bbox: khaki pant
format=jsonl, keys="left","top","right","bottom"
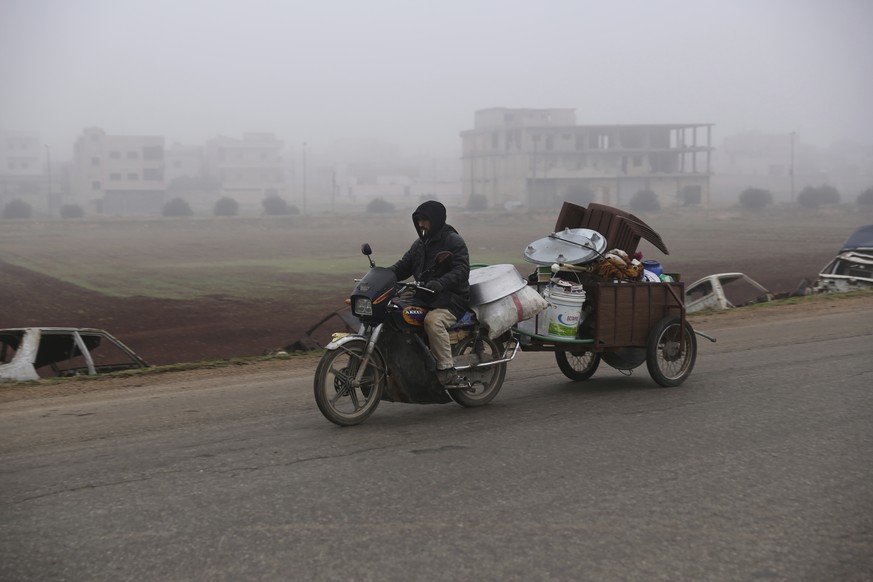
{"left": 424, "top": 308, "right": 458, "bottom": 370}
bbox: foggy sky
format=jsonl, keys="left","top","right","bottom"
{"left": 2, "top": 0, "right": 871, "bottom": 160}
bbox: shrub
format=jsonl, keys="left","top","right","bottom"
{"left": 738, "top": 187, "right": 773, "bottom": 210}
{"left": 366, "top": 198, "right": 395, "bottom": 213}
{"left": 466, "top": 194, "right": 488, "bottom": 211}
{"left": 857, "top": 187, "right": 873, "bottom": 207}
{"left": 629, "top": 189, "right": 660, "bottom": 212}
{"left": 214, "top": 196, "right": 239, "bottom": 217}
{"left": 59, "top": 204, "right": 85, "bottom": 219}
{"left": 162, "top": 197, "right": 193, "bottom": 217}
{"left": 262, "top": 196, "right": 290, "bottom": 215}
{"left": 2, "top": 198, "right": 33, "bottom": 219}
{"left": 797, "top": 184, "right": 840, "bottom": 208}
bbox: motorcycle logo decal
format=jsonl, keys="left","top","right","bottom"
{"left": 373, "top": 288, "right": 393, "bottom": 305}
{"left": 402, "top": 306, "right": 427, "bottom": 326}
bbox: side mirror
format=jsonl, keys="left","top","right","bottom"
{"left": 361, "top": 243, "right": 372, "bottom": 256}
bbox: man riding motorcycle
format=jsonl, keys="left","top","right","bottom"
{"left": 388, "top": 200, "right": 471, "bottom": 386}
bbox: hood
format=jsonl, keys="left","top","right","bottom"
{"left": 839, "top": 224, "right": 873, "bottom": 253}
{"left": 412, "top": 200, "right": 447, "bottom": 240}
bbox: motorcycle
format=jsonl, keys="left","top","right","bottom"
{"left": 313, "top": 244, "right": 519, "bottom": 426}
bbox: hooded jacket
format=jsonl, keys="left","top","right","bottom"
{"left": 388, "top": 200, "right": 470, "bottom": 317}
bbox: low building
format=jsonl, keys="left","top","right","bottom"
{"left": 72, "top": 127, "right": 166, "bottom": 215}
{"left": 460, "top": 107, "right": 713, "bottom": 209}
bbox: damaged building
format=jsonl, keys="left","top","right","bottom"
{"left": 460, "top": 107, "right": 713, "bottom": 210}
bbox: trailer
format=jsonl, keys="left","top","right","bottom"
{"left": 512, "top": 202, "right": 714, "bottom": 387}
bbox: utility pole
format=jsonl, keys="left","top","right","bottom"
{"left": 531, "top": 135, "right": 539, "bottom": 206}
{"left": 789, "top": 132, "right": 796, "bottom": 203}
{"left": 331, "top": 169, "right": 336, "bottom": 214}
{"left": 44, "top": 145, "right": 52, "bottom": 216}
{"left": 302, "top": 141, "right": 307, "bottom": 216}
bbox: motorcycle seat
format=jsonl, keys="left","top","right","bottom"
{"left": 448, "top": 311, "right": 477, "bottom": 330}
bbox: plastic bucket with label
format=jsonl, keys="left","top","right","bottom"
{"left": 543, "top": 286, "right": 586, "bottom": 338}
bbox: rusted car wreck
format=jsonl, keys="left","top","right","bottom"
{"left": 685, "top": 273, "right": 775, "bottom": 313}
{"left": 0, "top": 327, "right": 149, "bottom": 382}
{"left": 813, "top": 224, "right": 873, "bottom": 293}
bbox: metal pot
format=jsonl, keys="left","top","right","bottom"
{"left": 468, "top": 264, "right": 527, "bottom": 306}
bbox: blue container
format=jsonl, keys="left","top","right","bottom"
{"left": 642, "top": 260, "right": 662, "bottom": 276}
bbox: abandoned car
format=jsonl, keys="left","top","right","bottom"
{"left": 0, "top": 327, "right": 149, "bottom": 382}
{"left": 813, "top": 224, "right": 873, "bottom": 293}
{"left": 685, "top": 273, "right": 775, "bottom": 313}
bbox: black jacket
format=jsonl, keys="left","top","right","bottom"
{"left": 388, "top": 200, "right": 470, "bottom": 318}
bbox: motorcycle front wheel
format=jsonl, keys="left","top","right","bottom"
{"left": 313, "top": 340, "right": 387, "bottom": 426}
{"left": 448, "top": 335, "right": 506, "bottom": 407}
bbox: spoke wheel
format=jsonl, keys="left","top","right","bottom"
{"left": 314, "top": 340, "right": 386, "bottom": 426}
{"left": 646, "top": 316, "right": 697, "bottom": 387}
{"left": 448, "top": 335, "right": 506, "bottom": 407}
{"left": 555, "top": 350, "right": 601, "bottom": 381}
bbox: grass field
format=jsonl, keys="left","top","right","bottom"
{"left": 2, "top": 205, "right": 871, "bottom": 302}
{"left": 2, "top": 204, "right": 871, "bottom": 365}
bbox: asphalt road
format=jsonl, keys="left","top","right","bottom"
{"left": 1, "top": 308, "right": 872, "bottom": 581}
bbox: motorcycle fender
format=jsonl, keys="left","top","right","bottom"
{"left": 325, "top": 333, "right": 369, "bottom": 350}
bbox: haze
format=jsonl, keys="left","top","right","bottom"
{"left": 2, "top": 0, "right": 871, "bottom": 159}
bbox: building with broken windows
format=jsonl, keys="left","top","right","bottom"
{"left": 460, "top": 108, "right": 713, "bottom": 209}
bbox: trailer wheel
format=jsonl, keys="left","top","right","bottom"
{"left": 555, "top": 351, "right": 601, "bottom": 381}
{"left": 646, "top": 316, "right": 697, "bottom": 387}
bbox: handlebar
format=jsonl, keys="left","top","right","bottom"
{"left": 401, "top": 281, "right": 435, "bottom": 294}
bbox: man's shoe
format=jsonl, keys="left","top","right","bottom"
{"left": 437, "top": 367, "right": 464, "bottom": 386}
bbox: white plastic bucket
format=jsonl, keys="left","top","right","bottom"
{"left": 544, "top": 286, "right": 586, "bottom": 338}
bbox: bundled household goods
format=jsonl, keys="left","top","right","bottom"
{"left": 468, "top": 264, "right": 549, "bottom": 339}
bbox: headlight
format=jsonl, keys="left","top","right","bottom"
{"left": 353, "top": 297, "right": 373, "bottom": 316}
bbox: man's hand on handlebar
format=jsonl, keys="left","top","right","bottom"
{"left": 402, "top": 281, "right": 437, "bottom": 294}
{"left": 424, "top": 280, "right": 443, "bottom": 294}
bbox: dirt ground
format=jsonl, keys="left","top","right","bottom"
{"left": 2, "top": 289, "right": 870, "bottom": 405}
{"left": 0, "top": 260, "right": 321, "bottom": 365}
{"left": 1, "top": 207, "right": 864, "bottom": 367}
{"left": 0, "top": 253, "right": 836, "bottom": 367}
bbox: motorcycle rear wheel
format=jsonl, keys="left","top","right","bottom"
{"left": 448, "top": 335, "right": 506, "bottom": 407}
{"left": 314, "top": 340, "right": 386, "bottom": 426}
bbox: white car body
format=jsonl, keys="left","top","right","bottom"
{"left": 0, "top": 328, "right": 148, "bottom": 382}
{"left": 813, "top": 225, "right": 873, "bottom": 293}
{"left": 685, "top": 273, "right": 774, "bottom": 313}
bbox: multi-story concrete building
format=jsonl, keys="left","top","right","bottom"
{"left": 460, "top": 108, "right": 714, "bottom": 209}
{"left": 0, "top": 130, "right": 48, "bottom": 212}
{"left": 204, "top": 133, "right": 287, "bottom": 210}
{"left": 72, "top": 127, "right": 166, "bottom": 214}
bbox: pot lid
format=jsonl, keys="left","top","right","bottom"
{"left": 523, "top": 228, "right": 608, "bottom": 265}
